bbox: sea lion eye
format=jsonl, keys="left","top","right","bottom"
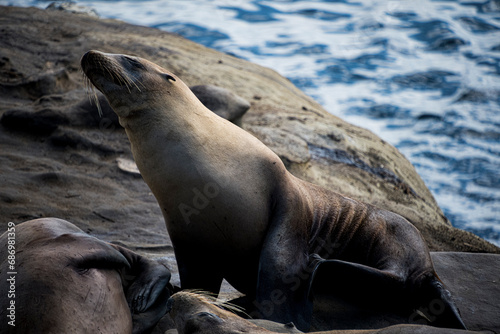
{"left": 123, "top": 56, "right": 146, "bottom": 70}
{"left": 194, "top": 312, "right": 223, "bottom": 323}
{"left": 164, "top": 74, "right": 176, "bottom": 82}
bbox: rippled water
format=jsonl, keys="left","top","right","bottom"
{"left": 6, "top": 0, "right": 500, "bottom": 246}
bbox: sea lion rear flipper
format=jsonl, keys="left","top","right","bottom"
{"left": 307, "top": 255, "right": 405, "bottom": 305}
{"left": 410, "top": 274, "right": 467, "bottom": 330}
{"left": 307, "top": 256, "right": 467, "bottom": 330}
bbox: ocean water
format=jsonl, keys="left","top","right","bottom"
{"left": 5, "top": 0, "right": 500, "bottom": 246}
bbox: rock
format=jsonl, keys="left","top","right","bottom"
{"left": 0, "top": 4, "right": 497, "bottom": 268}
{"left": 432, "top": 252, "right": 500, "bottom": 333}
{"left": 116, "top": 157, "right": 141, "bottom": 176}
{"left": 0, "top": 6, "right": 498, "bottom": 333}
{"left": 1, "top": 107, "right": 68, "bottom": 135}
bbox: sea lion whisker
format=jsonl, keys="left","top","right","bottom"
{"left": 218, "top": 301, "right": 252, "bottom": 318}
{"left": 136, "top": 79, "right": 147, "bottom": 91}
{"left": 110, "top": 66, "right": 127, "bottom": 85}
{"left": 99, "top": 59, "right": 125, "bottom": 88}
{"left": 120, "top": 73, "right": 135, "bottom": 93}
{"left": 93, "top": 90, "right": 103, "bottom": 117}
{"left": 87, "top": 85, "right": 103, "bottom": 117}
{"left": 81, "top": 71, "right": 103, "bottom": 117}
{"left": 131, "top": 79, "right": 143, "bottom": 92}
{"left": 104, "top": 66, "right": 122, "bottom": 86}
{"left": 180, "top": 290, "right": 251, "bottom": 318}
{"left": 116, "top": 72, "right": 132, "bottom": 92}
{"left": 117, "top": 69, "right": 142, "bottom": 93}
{"left": 183, "top": 289, "right": 217, "bottom": 300}
{"left": 112, "top": 68, "right": 137, "bottom": 93}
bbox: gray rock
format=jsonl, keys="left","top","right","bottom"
{"left": 432, "top": 252, "right": 500, "bottom": 333}
{"left": 0, "top": 9, "right": 498, "bottom": 334}
{"left": 0, "top": 5, "right": 497, "bottom": 253}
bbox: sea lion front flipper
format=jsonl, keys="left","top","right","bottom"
{"left": 255, "top": 218, "right": 313, "bottom": 332}
{"left": 125, "top": 261, "right": 171, "bottom": 312}
{"left": 110, "top": 244, "right": 172, "bottom": 313}
{"left": 131, "top": 286, "right": 172, "bottom": 334}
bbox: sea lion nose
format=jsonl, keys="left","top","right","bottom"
{"left": 81, "top": 50, "right": 106, "bottom": 70}
{"left": 81, "top": 51, "right": 91, "bottom": 69}
{"left": 166, "top": 297, "right": 174, "bottom": 313}
{"left": 81, "top": 50, "right": 97, "bottom": 63}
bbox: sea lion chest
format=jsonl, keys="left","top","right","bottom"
{"left": 129, "top": 119, "right": 280, "bottom": 256}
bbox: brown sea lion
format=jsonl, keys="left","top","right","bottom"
{"left": 190, "top": 84, "right": 250, "bottom": 126}
{"left": 0, "top": 218, "right": 172, "bottom": 334}
{"left": 166, "top": 291, "right": 471, "bottom": 334}
{"left": 76, "top": 84, "right": 249, "bottom": 128}
{"left": 81, "top": 50, "right": 466, "bottom": 331}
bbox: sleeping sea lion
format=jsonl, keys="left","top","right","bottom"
{"left": 0, "top": 218, "right": 171, "bottom": 334}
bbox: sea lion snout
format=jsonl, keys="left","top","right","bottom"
{"left": 81, "top": 50, "right": 131, "bottom": 89}
{"left": 80, "top": 50, "right": 106, "bottom": 75}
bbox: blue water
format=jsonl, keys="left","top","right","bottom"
{"left": 6, "top": 0, "right": 500, "bottom": 246}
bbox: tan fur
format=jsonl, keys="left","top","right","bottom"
{"left": 81, "top": 51, "right": 466, "bottom": 330}
{"left": 169, "top": 291, "right": 273, "bottom": 334}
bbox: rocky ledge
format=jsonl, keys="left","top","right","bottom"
{"left": 1, "top": 6, "right": 497, "bottom": 253}
{"left": 0, "top": 5, "right": 499, "bottom": 332}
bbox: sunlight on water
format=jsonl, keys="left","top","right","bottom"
{"left": 5, "top": 0, "right": 500, "bottom": 245}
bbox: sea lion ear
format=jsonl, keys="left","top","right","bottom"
{"left": 164, "top": 74, "right": 176, "bottom": 82}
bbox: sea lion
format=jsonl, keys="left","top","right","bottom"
{"left": 166, "top": 291, "right": 472, "bottom": 334}
{"left": 167, "top": 291, "right": 277, "bottom": 334}
{"left": 81, "top": 50, "right": 466, "bottom": 331}
{"left": 0, "top": 218, "right": 172, "bottom": 334}
{"left": 76, "top": 84, "right": 248, "bottom": 128}
{"left": 190, "top": 84, "right": 250, "bottom": 125}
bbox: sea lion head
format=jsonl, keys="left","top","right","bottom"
{"left": 167, "top": 291, "right": 273, "bottom": 334}
{"left": 81, "top": 50, "right": 199, "bottom": 126}
{"left": 0, "top": 218, "right": 133, "bottom": 333}
{"left": 167, "top": 291, "right": 223, "bottom": 334}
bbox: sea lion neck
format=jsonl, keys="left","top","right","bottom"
{"left": 120, "top": 99, "right": 215, "bottom": 144}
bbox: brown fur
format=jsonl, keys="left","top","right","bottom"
{"left": 81, "top": 51, "right": 465, "bottom": 331}
{"left": 0, "top": 218, "right": 171, "bottom": 334}
{"left": 167, "top": 291, "right": 471, "bottom": 334}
